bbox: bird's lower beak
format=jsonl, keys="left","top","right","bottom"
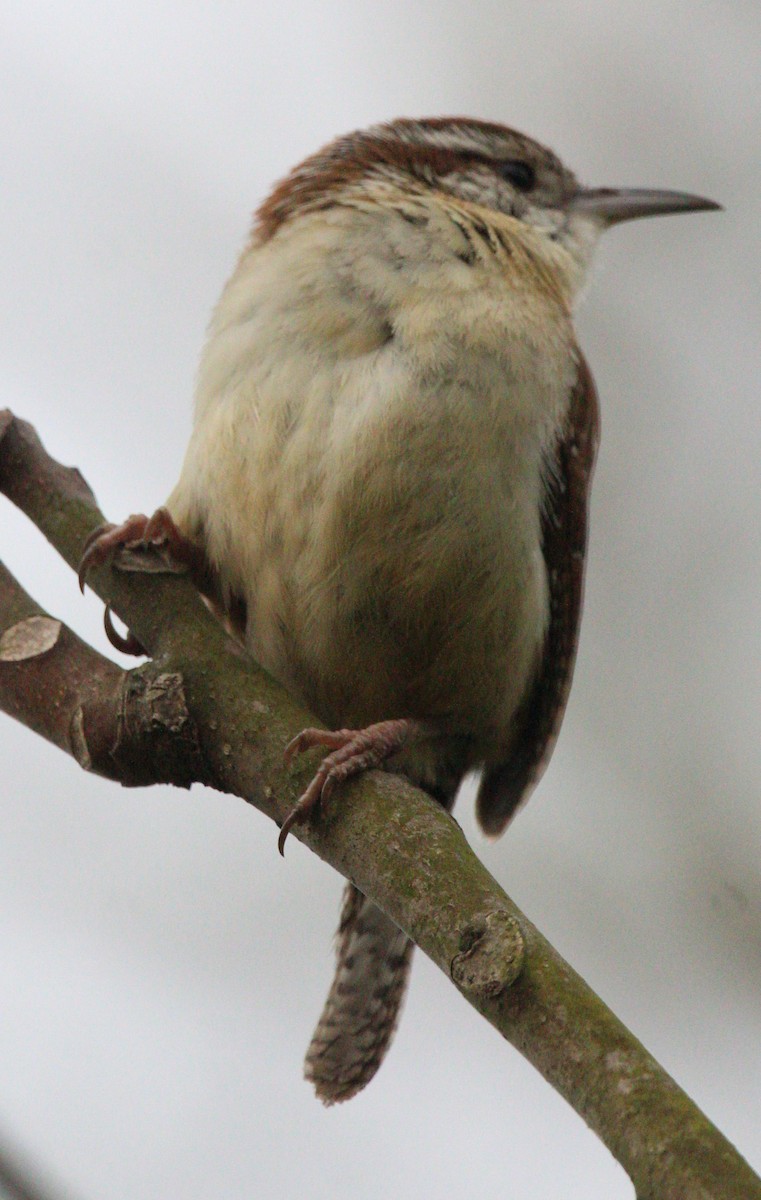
{"left": 569, "top": 187, "right": 722, "bottom": 225}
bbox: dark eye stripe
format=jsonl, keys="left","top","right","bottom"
{"left": 498, "top": 160, "right": 536, "bottom": 191}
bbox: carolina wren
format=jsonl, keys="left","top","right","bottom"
{"left": 81, "top": 117, "right": 719, "bottom": 1104}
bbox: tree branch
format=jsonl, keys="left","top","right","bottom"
{"left": 1, "top": 409, "right": 758, "bottom": 1200}
{"left": 0, "top": 1137, "right": 80, "bottom": 1200}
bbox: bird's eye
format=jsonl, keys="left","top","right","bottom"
{"left": 498, "top": 160, "right": 536, "bottom": 192}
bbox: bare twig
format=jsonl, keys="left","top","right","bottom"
{"left": 0, "top": 1137, "right": 80, "bottom": 1200}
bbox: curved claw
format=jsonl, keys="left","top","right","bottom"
{"left": 104, "top": 604, "right": 146, "bottom": 656}
{"left": 278, "top": 807, "right": 303, "bottom": 856}
{"left": 278, "top": 766, "right": 329, "bottom": 855}
{"left": 78, "top": 522, "right": 118, "bottom": 592}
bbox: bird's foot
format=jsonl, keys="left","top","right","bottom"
{"left": 78, "top": 507, "right": 199, "bottom": 655}
{"left": 279, "top": 718, "right": 422, "bottom": 854}
{"left": 78, "top": 507, "right": 196, "bottom": 590}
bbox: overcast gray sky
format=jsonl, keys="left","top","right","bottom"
{"left": 1, "top": 2, "right": 760, "bottom": 1196}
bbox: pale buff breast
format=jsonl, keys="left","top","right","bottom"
{"left": 168, "top": 197, "right": 579, "bottom": 758}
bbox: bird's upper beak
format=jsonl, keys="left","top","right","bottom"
{"left": 569, "top": 187, "right": 722, "bottom": 226}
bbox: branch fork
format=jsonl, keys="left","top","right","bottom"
{"left": 0, "top": 409, "right": 757, "bottom": 1200}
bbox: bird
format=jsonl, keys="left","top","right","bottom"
{"left": 79, "top": 116, "right": 719, "bottom": 1105}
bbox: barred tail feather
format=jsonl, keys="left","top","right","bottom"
{"left": 305, "top": 884, "right": 413, "bottom": 1105}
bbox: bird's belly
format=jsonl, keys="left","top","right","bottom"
{"left": 247, "top": 437, "right": 549, "bottom": 758}
{"left": 170, "top": 326, "right": 566, "bottom": 763}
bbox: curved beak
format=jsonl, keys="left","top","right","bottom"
{"left": 569, "top": 187, "right": 722, "bottom": 226}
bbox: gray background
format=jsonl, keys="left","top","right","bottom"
{"left": 1, "top": 2, "right": 759, "bottom": 1196}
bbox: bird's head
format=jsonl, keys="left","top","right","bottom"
{"left": 256, "top": 115, "right": 720, "bottom": 276}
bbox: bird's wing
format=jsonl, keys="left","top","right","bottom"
{"left": 476, "top": 350, "right": 600, "bottom": 836}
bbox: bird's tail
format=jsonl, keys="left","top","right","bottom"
{"left": 305, "top": 883, "right": 413, "bottom": 1104}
